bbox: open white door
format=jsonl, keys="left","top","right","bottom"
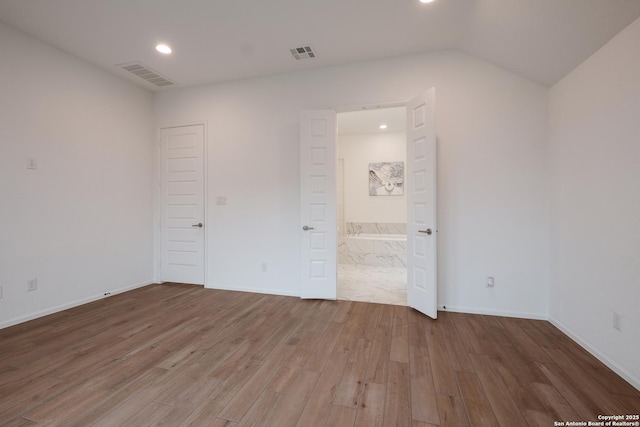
{"left": 299, "top": 110, "right": 337, "bottom": 299}
{"left": 160, "top": 124, "right": 205, "bottom": 285}
{"left": 406, "top": 89, "right": 437, "bottom": 318}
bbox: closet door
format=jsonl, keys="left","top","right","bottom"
{"left": 299, "top": 110, "right": 337, "bottom": 299}
{"left": 160, "top": 124, "right": 205, "bottom": 285}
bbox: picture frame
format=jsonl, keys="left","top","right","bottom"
{"left": 369, "top": 161, "right": 404, "bottom": 196}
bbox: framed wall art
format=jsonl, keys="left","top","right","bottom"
{"left": 369, "top": 161, "right": 404, "bottom": 196}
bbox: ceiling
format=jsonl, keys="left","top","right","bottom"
{"left": 339, "top": 107, "right": 406, "bottom": 136}
{"left": 1, "top": 0, "right": 639, "bottom": 91}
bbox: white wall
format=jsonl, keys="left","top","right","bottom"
{"left": 0, "top": 23, "right": 154, "bottom": 327}
{"left": 549, "top": 17, "right": 640, "bottom": 389}
{"left": 154, "top": 49, "right": 550, "bottom": 317}
{"left": 338, "top": 131, "right": 407, "bottom": 224}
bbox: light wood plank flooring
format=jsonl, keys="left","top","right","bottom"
{"left": 0, "top": 283, "right": 638, "bottom": 426}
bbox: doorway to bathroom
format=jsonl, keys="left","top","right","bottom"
{"left": 300, "top": 88, "right": 436, "bottom": 317}
{"left": 337, "top": 106, "right": 408, "bottom": 305}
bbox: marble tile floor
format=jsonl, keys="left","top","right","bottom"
{"left": 337, "top": 263, "right": 407, "bottom": 306}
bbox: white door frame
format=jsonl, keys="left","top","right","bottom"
{"left": 155, "top": 121, "right": 208, "bottom": 285}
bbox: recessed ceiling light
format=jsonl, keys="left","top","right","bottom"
{"left": 156, "top": 44, "right": 172, "bottom": 54}
{"left": 379, "top": 124, "right": 388, "bottom": 129}
{"left": 419, "top": 0, "right": 435, "bottom": 3}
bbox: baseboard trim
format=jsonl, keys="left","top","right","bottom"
{"left": 0, "top": 280, "right": 154, "bottom": 330}
{"left": 438, "top": 304, "right": 547, "bottom": 320}
{"left": 549, "top": 316, "right": 640, "bottom": 392}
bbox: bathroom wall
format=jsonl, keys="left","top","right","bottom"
{"left": 338, "top": 131, "right": 407, "bottom": 224}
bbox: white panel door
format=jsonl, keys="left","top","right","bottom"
{"left": 406, "top": 89, "right": 437, "bottom": 318}
{"left": 160, "top": 124, "right": 205, "bottom": 285}
{"left": 299, "top": 110, "right": 337, "bottom": 299}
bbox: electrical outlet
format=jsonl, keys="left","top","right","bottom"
{"left": 26, "top": 157, "right": 38, "bottom": 170}
{"left": 261, "top": 262, "right": 268, "bottom": 272}
{"left": 27, "top": 278, "right": 38, "bottom": 292}
{"left": 613, "top": 312, "right": 622, "bottom": 332}
{"left": 486, "top": 276, "right": 494, "bottom": 287}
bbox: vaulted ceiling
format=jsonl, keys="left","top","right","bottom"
{"left": 1, "top": 0, "right": 639, "bottom": 91}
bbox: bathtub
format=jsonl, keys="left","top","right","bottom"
{"left": 347, "top": 233, "right": 406, "bottom": 241}
{"left": 338, "top": 233, "right": 407, "bottom": 267}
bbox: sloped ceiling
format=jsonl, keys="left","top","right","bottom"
{"left": 1, "top": 0, "right": 639, "bottom": 91}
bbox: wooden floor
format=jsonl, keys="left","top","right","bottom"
{"left": 0, "top": 284, "right": 638, "bottom": 426}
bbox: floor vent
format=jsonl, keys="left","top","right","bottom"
{"left": 117, "top": 62, "right": 175, "bottom": 87}
{"left": 290, "top": 46, "right": 316, "bottom": 60}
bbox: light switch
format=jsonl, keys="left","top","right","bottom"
{"left": 216, "top": 196, "right": 227, "bottom": 206}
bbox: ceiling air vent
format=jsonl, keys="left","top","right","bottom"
{"left": 117, "top": 62, "right": 175, "bottom": 87}
{"left": 290, "top": 46, "right": 316, "bottom": 60}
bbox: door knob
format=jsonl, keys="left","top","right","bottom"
{"left": 418, "top": 228, "right": 432, "bottom": 235}
{"left": 302, "top": 225, "right": 315, "bottom": 231}
{"left": 192, "top": 223, "right": 203, "bottom": 228}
